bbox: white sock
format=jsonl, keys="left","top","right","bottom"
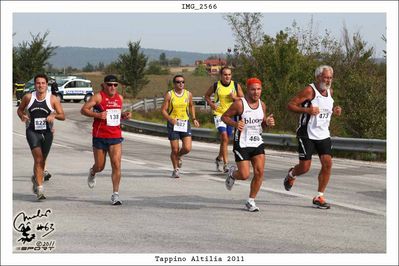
{"left": 248, "top": 198, "right": 255, "bottom": 203}
{"left": 113, "top": 191, "right": 119, "bottom": 195}
{"left": 289, "top": 169, "right": 296, "bottom": 178}
{"left": 318, "top": 192, "right": 324, "bottom": 197}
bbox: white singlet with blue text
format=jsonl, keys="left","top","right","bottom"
{"left": 235, "top": 97, "right": 264, "bottom": 148}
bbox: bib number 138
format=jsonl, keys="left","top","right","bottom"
{"left": 107, "top": 109, "right": 121, "bottom": 126}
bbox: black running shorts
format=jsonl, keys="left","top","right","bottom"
{"left": 297, "top": 137, "right": 332, "bottom": 160}
{"left": 26, "top": 128, "right": 54, "bottom": 159}
{"left": 233, "top": 143, "right": 265, "bottom": 162}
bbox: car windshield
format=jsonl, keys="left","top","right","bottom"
{"left": 56, "top": 78, "right": 69, "bottom": 86}
{"left": 25, "top": 79, "right": 34, "bottom": 87}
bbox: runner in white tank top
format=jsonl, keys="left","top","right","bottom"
{"left": 284, "top": 65, "right": 342, "bottom": 209}
{"left": 297, "top": 83, "right": 334, "bottom": 140}
{"left": 234, "top": 97, "right": 264, "bottom": 148}
{"left": 221, "top": 78, "right": 275, "bottom": 212}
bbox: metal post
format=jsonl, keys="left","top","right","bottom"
{"left": 144, "top": 98, "right": 148, "bottom": 112}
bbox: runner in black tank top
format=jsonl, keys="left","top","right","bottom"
{"left": 17, "top": 74, "right": 65, "bottom": 200}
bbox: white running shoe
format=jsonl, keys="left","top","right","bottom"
{"left": 225, "top": 165, "right": 236, "bottom": 191}
{"left": 223, "top": 164, "right": 229, "bottom": 173}
{"left": 87, "top": 168, "right": 96, "bottom": 188}
{"left": 245, "top": 200, "right": 260, "bottom": 212}
{"left": 171, "top": 168, "right": 180, "bottom": 178}
{"left": 111, "top": 192, "right": 122, "bottom": 205}
{"left": 36, "top": 186, "right": 46, "bottom": 200}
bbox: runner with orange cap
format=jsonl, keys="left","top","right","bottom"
{"left": 221, "top": 77, "right": 275, "bottom": 212}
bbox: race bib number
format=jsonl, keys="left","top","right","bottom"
{"left": 107, "top": 109, "right": 121, "bottom": 126}
{"left": 174, "top": 119, "right": 188, "bottom": 132}
{"left": 246, "top": 128, "right": 262, "bottom": 146}
{"left": 316, "top": 111, "right": 331, "bottom": 127}
{"left": 34, "top": 118, "right": 47, "bottom": 130}
{"left": 214, "top": 116, "right": 226, "bottom": 128}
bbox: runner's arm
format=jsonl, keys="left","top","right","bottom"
{"left": 204, "top": 84, "right": 217, "bottom": 110}
{"left": 49, "top": 95, "right": 65, "bottom": 121}
{"left": 16, "top": 94, "right": 31, "bottom": 122}
{"left": 80, "top": 93, "right": 105, "bottom": 119}
{"left": 160, "top": 91, "right": 175, "bottom": 124}
{"left": 287, "top": 86, "right": 319, "bottom": 115}
{"left": 221, "top": 99, "right": 244, "bottom": 131}
{"left": 189, "top": 92, "right": 200, "bottom": 127}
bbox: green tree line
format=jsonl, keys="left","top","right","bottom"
{"left": 225, "top": 13, "right": 386, "bottom": 139}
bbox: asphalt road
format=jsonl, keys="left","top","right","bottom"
{"left": 11, "top": 102, "right": 387, "bottom": 259}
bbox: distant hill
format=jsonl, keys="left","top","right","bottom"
{"left": 48, "top": 46, "right": 224, "bottom": 69}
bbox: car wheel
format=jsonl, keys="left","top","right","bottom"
{"left": 84, "top": 94, "right": 93, "bottom": 102}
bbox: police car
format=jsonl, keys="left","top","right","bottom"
{"left": 24, "top": 76, "right": 94, "bottom": 103}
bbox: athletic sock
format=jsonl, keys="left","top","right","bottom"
{"left": 288, "top": 169, "right": 296, "bottom": 178}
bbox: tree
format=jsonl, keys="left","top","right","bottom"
{"left": 97, "top": 61, "right": 105, "bottom": 71}
{"left": 332, "top": 27, "right": 385, "bottom": 139}
{"left": 146, "top": 61, "right": 170, "bottom": 75}
{"left": 82, "top": 62, "right": 94, "bottom": 72}
{"left": 193, "top": 64, "right": 208, "bottom": 76}
{"left": 251, "top": 31, "right": 313, "bottom": 132}
{"left": 104, "top": 62, "right": 119, "bottom": 75}
{"left": 116, "top": 41, "right": 149, "bottom": 98}
{"left": 169, "top": 57, "right": 181, "bottom": 67}
{"left": 159, "top": 52, "right": 168, "bottom": 66}
{"left": 224, "top": 13, "right": 264, "bottom": 55}
{"left": 13, "top": 31, "right": 58, "bottom": 83}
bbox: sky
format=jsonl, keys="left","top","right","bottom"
{"left": 12, "top": 12, "right": 386, "bottom": 57}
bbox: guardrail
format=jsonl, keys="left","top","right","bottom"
{"left": 130, "top": 97, "right": 210, "bottom": 112}
{"left": 122, "top": 119, "right": 386, "bottom": 153}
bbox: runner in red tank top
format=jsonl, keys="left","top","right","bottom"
{"left": 81, "top": 74, "right": 131, "bottom": 205}
{"left": 92, "top": 90, "right": 123, "bottom": 138}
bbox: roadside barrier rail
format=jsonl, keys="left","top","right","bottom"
{"left": 122, "top": 119, "right": 386, "bottom": 153}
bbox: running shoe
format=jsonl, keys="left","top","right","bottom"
{"left": 283, "top": 167, "right": 296, "bottom": 191}
{"left": 215, "top": 156, "right": 223, "bottom": 172}
{"left": 31, "top": 175, "right": 38, "bottom": 194}
{"left": 36, "top": 186, "right": 46, "bottom": 200}
{"left": 225, "top": 165, "right": 236, "bottom": 191}
{"left": 44, "top": 170, "right": 52, "bottom": 181}
{"left": 312, "top": 196, "right": 331, "bottom": 209}
{"left": 223, "top": 164, "right": 229, "bottom": 173}
{"left": 111, "top": 192, "right": 122, "bottom": 205}
{"left": 87, "top": 168, "right": 96, "bottom": 188}
{"left": 245, "top": 200, "right": 260, "bottom": 212}
{"left": 171, "top": 168, "right": 180, "bottom": 178}
{"left": 178, "top": 157, "right": 183, "bottom": 168}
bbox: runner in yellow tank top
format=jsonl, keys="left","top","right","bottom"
{"left": 168, "top": 89, "right": 190, "bottom": 121}
{"left": 205, "top": 67, "right": 244, "bottom": 173}
{"left": 161, "top": 75, "right": 200, "bottom": 178}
